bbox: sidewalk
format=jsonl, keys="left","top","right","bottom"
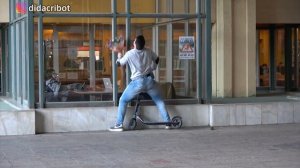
{"left": 0, "top": 124, "right": 299, "bottom": 168}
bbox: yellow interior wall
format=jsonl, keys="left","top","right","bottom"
{"left": 259, "top": 30, "right": 270, "bottom": 66}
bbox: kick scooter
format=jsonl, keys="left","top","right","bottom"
{"left": 128, "top": 93, "right": 183, "bottom": 130}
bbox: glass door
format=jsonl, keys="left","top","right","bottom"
{"left": 291, "top": 26, "right": 300, "bottom": 90}
{"left": 257, "top": 29, "right": 270, "bottom": 88}
{"left": 257, "top": 25, "right": 300, "bottom": 92}
{"left": 275, "top": 29, "right": 285, "bottom": 87}
{"left": 155, "top": 20, "right": 197, "bottom": 99}
{"left": 0, "top": 29, "right": 2, "bottom": 94}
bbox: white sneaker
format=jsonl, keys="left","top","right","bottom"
{"left": 108, "top": 124, "right": 123, "bottom": 132}
{"left": 165, "top": 125, "right": 171, "bottom": 130}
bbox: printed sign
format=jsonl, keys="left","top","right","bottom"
{"left": 179, "top": 36, "right": 195, "bottom": 59}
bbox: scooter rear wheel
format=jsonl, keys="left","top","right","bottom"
{"left": 128, "top": 118, "right": 137, "bottom": 130}
{"left": 171, "top": 116, "right": 182, "bottom": 129}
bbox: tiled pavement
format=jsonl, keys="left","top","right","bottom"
{"left": 0, "top": 124, "right": 299, "bottom": 168}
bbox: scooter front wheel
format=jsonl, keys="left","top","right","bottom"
{"left": 171, "top": 116, "right": 182, "bottom": 129}
{"left": 128, "top": 118, "right": 137, "bottom": 130}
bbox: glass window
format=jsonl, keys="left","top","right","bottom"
{"left": 0, "top": 30, "right": 2, "bottom": 93}
{"left": 38, "top": 17, "right": 115, "bottom": 102}
{"left": 116, "top": 19, "right": 126, "bottom": 91}
{"left": 258, "top": 30, "right": 270, "bottom": 87}
{"left": 275, "top": 29, "right": 285, "bottom": 87}
{"left": 131, "top": 0, "right": 156, "bottom": 13}
{"left": 172, "top": 21, "right": 196, "bottom": 98}
{"left": 10, "top": 0, "right": 15, "bottom": 21}
{"left": 173, "top": 0, "right": 196, "bottom": 14}
{"left": 298, "top": 27, "right": 300, "bottom": 88}
{"left": 34, "top": 19, "right": 39, "bottom": 102}
{"left": 130, "top": 18, "right": 197, "bottom": 99}
{"left": 131, "top": 0, "right": 196, "bottom": 14}
{"left": 117, "top": 0, "right": 125, "bottom": 13}
{"left": 158, "top": 25, "right": 167, "bottom": 83}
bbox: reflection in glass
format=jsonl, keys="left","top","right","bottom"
{"left": 173, "top": 21, "right": 196, "bottom": 98}
{"left": 275, "top": 29, "right": 285, "bottom": 87}
{"left": 131, "top": 0, "right": 196, "bottom": 14}
{"left": 39, "top": 18, "right": 114, "bottom": 102}
{"left": 258, "top": 30, "right": 270, "bottom": 87}
{"left": 130, "top": 18, "right": 197, "bottom": 99}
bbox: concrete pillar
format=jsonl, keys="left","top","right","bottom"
{"left": 212, "top": 0, "right": 256, "bottom": 97}
{"left": 232, "top": 0, "right": 256, "bottom": 97}
{"left": 215, "top": 0, "right": 232, "bottom": 97}
{"left": 0, "top": 0, "right": 9, "bottom": 23}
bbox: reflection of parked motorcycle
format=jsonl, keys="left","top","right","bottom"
{"left": 45, "top": 73, "right": 85, "bottom": 102}
{"left": 45, "top": 73, "right": 61, "bottom": 96}
{"left": 45, "top": 73, "right": 69, "bottom": 102}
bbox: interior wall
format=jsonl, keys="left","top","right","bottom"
{"left": 257, "top": 0, "right": 300, "bottom": 24}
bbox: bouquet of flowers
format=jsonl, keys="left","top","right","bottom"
{"left": 106, "top": 36, "right": 125, "bottom": 52}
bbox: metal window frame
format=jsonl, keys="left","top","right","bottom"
{"left": 30, "top": 0, "right": 211, "bottom": 108}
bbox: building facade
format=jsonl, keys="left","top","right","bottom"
{"left": 211, "top": 0, "right": 300, "bottom": 98}
{"left": 0, "top": 0, "right": 299, "bottom": 134}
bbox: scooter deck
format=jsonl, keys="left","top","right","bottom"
{"left": 140, "top": 121, "right": 172, "bottom": 125}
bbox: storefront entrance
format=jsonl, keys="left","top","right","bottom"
{"left": 257, "top": 25, "right": 300, "bottom": 92}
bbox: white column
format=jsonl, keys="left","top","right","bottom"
{"left": 213, "top": 0, "right": 232, "bottom": 97}
{"left": 0, "top": 0, "right": 9, "bottom": 23}
{"left": 232, "top": 0, "right": 256, "bottom": 97}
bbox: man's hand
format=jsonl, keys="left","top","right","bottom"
{"left": 117, "top": 52, "right": 123, "bottom": 59}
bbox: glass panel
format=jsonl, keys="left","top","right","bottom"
{"left": 173, "top": 21, "right": 196, "bottom": 98}
{"left": 258, "top": 30, "right": 270, "bottom": 87}
{"left": 22, "top": 20, "right": 28, "bottom": 100}
{"left": 275, "top": 29, "right": 285, "bottom": 87}
{"left": 16, "top": 22, "right": 21, "bottom": 98}
{"left": 116, "top": 19, "right": 126, "bottom": 91}
{"left": 41, "top": 0, "right": 111, "bottom": 13}
{"left": 131, "top": 0, "right": 195, "bottom": 14}
{"left": 117, "top": 0, "right": 125, "bottom": 13}
{"left": 131, "top": 19, "right": 154, "bottom": 48}
{"left": 157, "top": 0, "right": 168, "bottom": 13}
{"left": 10, "top": 0, "right": 15, "bottom": 21}
{"left": 130, "top": 18, "right": 197, "bottom": 99}
{"left": 158, "top": 25, "right": 167, "bottom": 83}
{"left": 34, "top": 18, "right": 38, "bottom": 102}
{"left": 173, "top": 0, "right": 196, "bottom": 14}
{"left": 291, "top": 27, "right": 300, "bottom": 89}
{"left": 39, "top": 17, "right": 114, "bottom": 102}
{"left": 0, "top": 30, "right": 2, "bottom": 93}
{"left": 131, "top": 0, "right": 156, "bottom": 13}
{"left": 4, "top": 29, "right": 9, "bottom": 94}
{"left": 298, "top": 27, "right": 300, "bottom": 88}
{"left": 10, "top": 25, "right": 16, "bottom": 98}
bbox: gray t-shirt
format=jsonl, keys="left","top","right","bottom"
{"left": 117, "top": 48, "right": 158, "bottom": 80}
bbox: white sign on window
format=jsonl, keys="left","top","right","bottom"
{"left": 179, "top": 36, "right": 195, "bottom": 59}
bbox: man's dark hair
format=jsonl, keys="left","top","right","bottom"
{"left": 135, "top": 35, "right": 145, "bottom": 50}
